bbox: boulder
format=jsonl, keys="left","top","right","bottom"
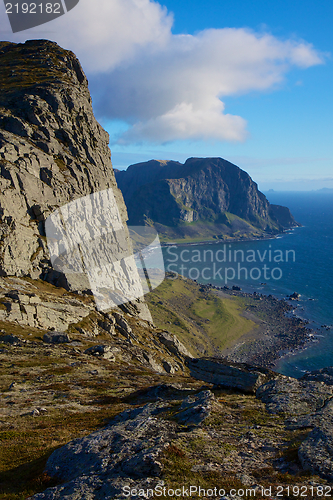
{"left": 84, "top": 345, "right": 117, "bottom": 361}
{"left": 187, "top": 357, "right": 273, "bottom": 393}
{"left": 156, "top": 331, "right": 193, "bottom": 359}
{"left": 43, "top": 331, "right": 71, "bottom": 344}
{"left": 31, "top": 402, "right": 173, "bottom": 499}
{"left": 0, "top": 333, "right": 22, "bottom": 344}
{"left": 288, "top": 292, "right": 300, "bottom": 300}
{"left": 256, "top": 376, "right": 333, "bottom": 415}
{"left": 298, "top": 399, "right": 333, "bottom": 480}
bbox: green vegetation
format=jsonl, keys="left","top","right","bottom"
{"left": 0, "top": 42, "right": 76, "bottom": 95}
{"left": 147, "top": 276, "right": 257, "bottom": 356}
{"left": 53, "top": 155, "right": 68, "bottom": 173}
{"left": 153, "top": 215, "right": 264, "bottom": 244}
{"left": 0, "top": 408, "right": 124, "bottom": 499}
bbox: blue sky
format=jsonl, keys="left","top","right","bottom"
{"left": 1, "top": 0, "right": 332, "bottom": 190}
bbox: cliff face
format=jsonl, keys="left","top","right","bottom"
{"left": 0, "top": 40, "right": 128, "bottom": 291}
{"left": 116, "top": 157, "right": 298, "bottom": 237}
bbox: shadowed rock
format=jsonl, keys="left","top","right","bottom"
{"left": 187, "top": 357, "right": 274, "bottom": 393}
{"left": 256, "top": 377, "right": 333, "bottom": 415}
{"left": 43, "top": 331, "right": 71, "bottom": 344}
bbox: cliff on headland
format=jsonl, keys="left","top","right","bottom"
{"left": 0, "top": 40, "right": 127, "bottom": 290}
{"left": 115, "top": 157, "right": 299, "bottom": 242}
{"left": 1, "top": 40, "right": 333, "bottom": 498}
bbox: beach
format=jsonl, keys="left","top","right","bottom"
{"left": 213, "top": 286, "right": 315, "bottom": 371}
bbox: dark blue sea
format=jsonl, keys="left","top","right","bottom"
{"left": 161, "top": 191, "right": 333, "bottom": 377}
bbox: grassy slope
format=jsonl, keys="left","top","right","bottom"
{"left": 154, "top": 217, "right": 265, "bottom": 244}
{"left": 146, "top": 276, "right": 257, "bottom": 356}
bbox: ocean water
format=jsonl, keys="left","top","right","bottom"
{"left": 161, "top": 191, "right": 333, "bottom": 377}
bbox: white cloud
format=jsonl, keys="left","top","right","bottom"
{"left": 0, "top": 0, "right": 325, "bottom": 144}
{"left": 119, "top": 101, "right": 248, "bottom": 144}
{"left": 0, "top": 0, "right": 173, "bottom": 71}
{"left": 90, "top": 27, "right": 324, "bottom": 144}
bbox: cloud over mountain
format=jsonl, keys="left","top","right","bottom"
{"left": 0, "top": 0, "right": 324, "bottom": 144}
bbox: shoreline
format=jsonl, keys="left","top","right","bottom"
{"left": 197, "top": 282, "right": 317, "bottom": 374}
{"left": 160, "top": 225, "right": 300, "bottom": 247}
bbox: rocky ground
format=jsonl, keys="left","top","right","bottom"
{"left": 1, "top": 277, "right": 333, "bottom": 499}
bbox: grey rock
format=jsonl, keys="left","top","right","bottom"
{"left": 31, "top": 476, "right": 163, "bottom": 500}
{"left": 298, "top": 399, "right": 333, "bottom": 479}
{"left": 289, "top": 292, "right": 301, "bottom": 300}
{"left": 84, "top": 345, "right": 116, "bottom": 361}
{"left": 0, "top": 40, "right": 152, "bottom": 323}
{"left": 188, "top": 357, "right": 273, "bottom": 393}
{"left": 0, "top": 333, "right": 21, "bottom": 344}
{"left": 43, "top": 332, "right": 71, "bottom": 344}
{"left": 98, "top": 319, "right": 116, "bottom": 335}
{"left": 119, "top": 298, "right": 153, "bottom": 323}
{"left": 162, "top": 360, "right": 176, "bottom": 374}
{"left": 113, "top": 312, "right": 137, "bottom": 341}
{"left": 113, "top": 312, "right": 132, "bottom": 332}
{"left": 301, "top": 366, "right": 333, "bottom": 385}
{"left": 175, "top": 390, "right": 215, "bottom": 426}
{"left": 256, "top": 376, "right": 333, "bottom": 415}
{"left": 31, "top": 402, "right": 172, "bottom": 499}
{"left": 141, "top": 352, "right": 164, "bottom": 373}
{"left": 0, "top": 289, "right": 93, "bottom": 331}
{"left": 0, "top": 41, "right": 126, "bottom": 286}
{"left": 157, "top": 331, "right": 193, "bottom": 359}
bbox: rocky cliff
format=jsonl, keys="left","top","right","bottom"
{"left": 115, "top": 157, "right": 299, "bottom": 241}
{"left": 0, "top": 39, "right": 134, "bottom": 296}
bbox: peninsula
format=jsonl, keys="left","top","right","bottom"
{"left": 115, "top": 157, "right": 299, "bottom": 243}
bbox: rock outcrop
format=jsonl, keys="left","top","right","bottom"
{"left": 115, "top": 157, "right": 299, "bottom": 239}
{"left": 256, "top": 376, "right": 333, "bottom": 416}
{"left": 187, "top": 357, "right": 274, "bottom": 393}
{"left": 0, "top": 276, "right": 191, "bottom": 376}
{"left": 0, "top": 39, "right": 153, "bottom": 317}
{"left": 31, "top": 391, "right": 216, "bottom": 499}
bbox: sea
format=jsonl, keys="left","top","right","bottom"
{"left": 161, "top": 191, "right": 333, "bottom": 378}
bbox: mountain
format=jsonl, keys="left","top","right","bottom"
{"left": 1, "top": 40, "right": 333, "bottom": 498}
{"left": 115, "top": 157, "right": 299, "bottom": 242}
{"left": 0, "top": 40, "right": 136, "bottom": 295}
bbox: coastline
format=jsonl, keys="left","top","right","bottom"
{"left": 158, "top": 223, "right": 316, "bottom": 374}
{"left": 160, "top": 225, "right": 300, "bottom": 247}
{"left": 204, "top": 284, "right": 316, "bottom": 374}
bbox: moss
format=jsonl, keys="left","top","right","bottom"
{"left": 53, "top": 155, "right": 68, "bottom": 172}
{"left": 30, "top": 246, "right": 43, "bottom": 262}
{"left": 0, "top": 42, "right": 79, "bottom": 96}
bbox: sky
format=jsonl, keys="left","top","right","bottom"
{"left": 0, "top": 0, "right": 332, "bottom": 190}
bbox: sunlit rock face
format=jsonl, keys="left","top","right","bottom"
{"left": 0, "top": 41, "right": 144, "bottom": 299}
{"left": 116, "top": 157, "right": 299, "bottom": 232}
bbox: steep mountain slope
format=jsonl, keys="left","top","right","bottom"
{"left": 0, "top": 40, "right": 128, "bottom": 291}
{"left": 115, "top": 157, "right": 299, "bottom": 242}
